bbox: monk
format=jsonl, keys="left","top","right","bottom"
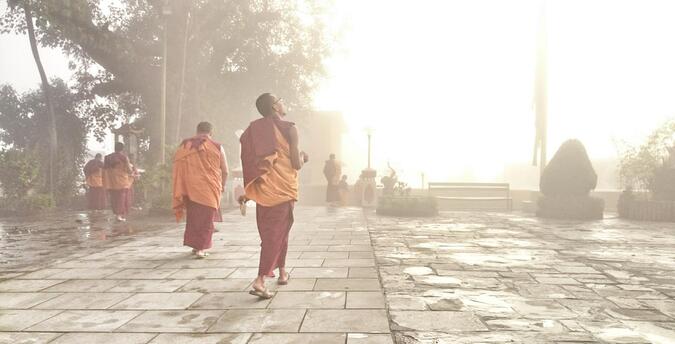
{"left": 173, "top": 122, "right": 228, "bottom": 258}
{"left": 323, "top": 153, "right": 341, "bottom": 204}
{"left": 240, "top": 93, "right": 308, "bottom": 298}
{"left": 103, "top": 142, "right": 133, "bottom": 222}
{"left": 83, "top": 153, "right": 106, "bottom": 210}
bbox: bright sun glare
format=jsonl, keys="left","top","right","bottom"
{"left": 314, "top": 0, "right": 675, "bottom": 188}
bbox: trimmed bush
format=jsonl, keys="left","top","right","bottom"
{"left": 376, "top": 196, "right": 438, "bottom": 217}
{"left": 540, "top": 139, "right": 597, "bottom": 196}
{"left": 538, "top": 139, "right": 604, "bottom": 220}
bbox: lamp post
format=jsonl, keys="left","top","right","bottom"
{"left": 361, "top": 127, "right": 377, "bottom": 207}
{"left": 160, "top": 1, "right": 171, "bottom": 165}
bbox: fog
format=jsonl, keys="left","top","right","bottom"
{"left": 3, "top": 0, "right": 675, "bottom": 189}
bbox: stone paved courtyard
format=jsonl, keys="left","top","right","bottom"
{"left": 1, "top": 206, "right": 675, "bottom": 343}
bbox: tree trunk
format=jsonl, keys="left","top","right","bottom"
{"left": 174, "top": 10, "right": 191, "bottom": 143}
{"left": 24, "top": 2, "right": 58, "bottom": 199}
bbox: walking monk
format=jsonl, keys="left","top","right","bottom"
{"left": 240, "top": 93, "right": 308, "bottom": 298}
{"left": 173, "top": 122, "right": 228, "bottom": 258}
{"left": 83, "top": 153, "right": 106, "bottom": 210}
{"left": 103, "top": 142, "right": 133, "bottom": 222}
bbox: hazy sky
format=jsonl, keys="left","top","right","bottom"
{"left": 2, "top": 0, "right": 675, "bottom": 186}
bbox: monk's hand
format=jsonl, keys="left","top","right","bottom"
{"left": 300, "top": 151, "right": 309, "bottom": 163}
{"left": 237, "top": 195, "right": 248, "bottom": 205}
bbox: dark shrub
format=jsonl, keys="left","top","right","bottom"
{"left": 540, "top": 139, "right": 597, "bottom": 197}
{"left": 376, "top": 196, "right": 438, "bottom": 217}
{"left": 651, "top": 167, "right": 675, "bottom": 201}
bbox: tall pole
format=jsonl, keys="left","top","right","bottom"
{"left": 367, "top": 133, "right": 371, "bottom": 169}
{"left": 533, "top": 0, "right": 548, "bottom": 176}
{"left": 160, "top": 2, "right": 170, "bottom": 164}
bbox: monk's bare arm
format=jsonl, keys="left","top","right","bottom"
{"left": 288, "top": 126, "right": 304, "bottom": 170}
{"left": 220, "top": 147, "right": 229, "bottom": 191}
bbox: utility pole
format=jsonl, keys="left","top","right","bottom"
{"left": 160, "top": 0, "right": 171, "bottom": 164}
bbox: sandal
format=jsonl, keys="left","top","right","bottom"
{"left": 249, "top": 287, "right": 274, "bottom": 299}
{"left": 195, "top": 251, "right": 209, "bottom": 259}
{"left": 278, "top": 272, "right": 290, "bottom": 285}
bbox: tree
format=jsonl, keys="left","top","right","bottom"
{"left": 1, "top": 0, "right": 334, "bottom": 162}
{"left": 0, "top": 80, "right": 88, "bottom": 204}
{"left": 8, "top": 0, "right": 59, "bottom": 198}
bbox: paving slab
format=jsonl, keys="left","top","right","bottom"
{"left": 27, "top": 310, "right": 141, "bottom": 332}
{"left": 300, "top": 309, "right": 390, "bottom": 333}
{"left": 207, "top": 309, "right": 305, "bottom": 332}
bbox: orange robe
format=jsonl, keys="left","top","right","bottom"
{"left": 83, "top": 159, "right": 105, "bottom": 210}
{"left": 173, "top": 135, "right": 225, "bottom": 250}
{"left": 240, "top": 115, "right": 298, "bottom": 277}
{"left": 103, "top": 152, "right": 132, "bottom": 215}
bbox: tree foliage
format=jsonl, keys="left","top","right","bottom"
{"left": 0, "top": 79, "right": 87, "bottom": 204}
{"left": 1, "top": 0, "right": 334, "bottom": 161}
{"left": 617, "top": 119, "right": 675, "bottom": 191}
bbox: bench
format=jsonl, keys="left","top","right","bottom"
{"left": 428, "top": 182, "right": 513, "bottom": 211}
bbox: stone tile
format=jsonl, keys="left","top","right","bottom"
{"left": 554, "top": 266, "right": 601, "bottom": 274}
{"left": 323, "top": 259, "right": 376, "bottom": 267}
{"left": 0, "top": 332, "right": 61, "bottom": 344}
{"left": 390, "top": 311, "right": 487, "bottom": 332}
{"left": 227, "top": 268, "right": 261, "bottom": 279}
{"left": 0, "top": 279, "right": 65, "bottom": 292}
{"left": 27, "top": 310, "right": 141, "bottom": 331}
{"left": 190, "top": 292, "right": 271, "bottom": 309}
{"left": 328, "top": 245, "right": 372, "bottom": 252}
{"left": 34, "top": 292, "right": 133, "bottom": 310}
{"left": 208, "top": 309, "right": 305, "bottom": 332}
{"left": 299, "top": 251, "right": 349, "bottom": 259}
{"left": 643, "top": 299, "right": 675, "bottom": 318}
{"left": 248, "top": 333, "right": 345, "bottom": 344}
{"left": 347, "top": 333, "right": 395, "bottom": 344}
{"left": 168, "top": 268, "right": 236, "bottom": 279}
{"left": 265, "top": 278, "right": 316, "bottom": 291}
{"left": 111, "top": 293, "right": 202, "bottom": 310}
{"left": 269, "top": 291, "right": 345, "bottom": 308}
{"left": 534, "top": 277, "right": 581, "bottom": 285}
{"left": 509, "top": 300, "right": 578, "bottom": 320}
{"left": 149, "top": 333, "right": 251, "bottom": 344}
{"left": 179, "top": 279, "right": 251, "bottom": 293}
{"left": 292, "top": 267, "right": 349, "bottom": 278}
{"left": 314, "top": 278, "right": 381, "bottom": 291}
{"left": 284, "top": 259, "right": 325, "bottom": 267}
{"left": 605, "top": 308, "right": 671, "bottom": 321}
{"left": 47, "top": 268, "right": 120, "bottom": 279}
{"left": 517, "top": 283, "right": 574, "bottom": 299}
{"left": 108, "top": 279, "right": 189, "bottom": 292}
{"left": 49, "top": 333, "right": 157, "bottom": 344}
{"left": 347, "top": 292, "right": 386, "bottom": 309}
{"left": 301, "top": 309, "right": 390, "bottom": 333}
{"left": 106, "top": 268, "right": 179, "bottom": 279}
{"left": 349, "top": 252, "right": 375, "bottom": 259}
{"left": 0, "top": 310, "right": 61, "bottom": 331}
{"left": 119, "top": 310, "right": 223, "bottom": 332}
{"left": 485, "top": 318, "right": 566, "bottom": 332}
{"left": 0, "top": 293, "right": 61, "bottom": 309}
{"left": 350, "top": 267, "right": 378, "bottom": 278}
{"left": 42, "top": 279, "right": 121, "bottom": 292}
{"left": 15, "top": 269, "right": 66, "bottom": 279}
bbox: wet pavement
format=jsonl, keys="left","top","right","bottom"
{"left": 368, "top": 211, "right": 675, "bottom": 343}
{"left": 1, "top": 207, "right": 675, "bottom": 343}
{"left": 0, "top": 211, "right": 174, "bottom": 270}
{"left": 0, "top": 207, "right": 390, "bottom": 344}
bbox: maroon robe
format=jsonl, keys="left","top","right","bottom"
{"left": 240, "top": 115, "right": 297, "bottom": 277}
